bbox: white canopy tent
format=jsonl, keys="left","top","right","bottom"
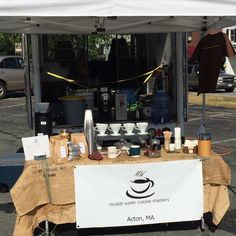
{"left": 0, "top": 0, "right": 236, "bottom": 17}
{"left": 0, "top": 2, "right": 235, "bottom": 231}
{"left": 0, "top": 15, "right": 235, "bottom": 34}
{"left": 0, "top": 0, "right": 235, "bottom": 34}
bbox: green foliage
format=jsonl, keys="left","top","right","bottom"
{"left": 87, "top": 34, "right": 113, "bottom": 60}
{"left": 0, "top": 33, "right": 22, "bottom": 55}
{"left": 47, "top": 34, "right": 114, "bottom": 60}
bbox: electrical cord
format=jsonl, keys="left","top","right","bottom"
{"left": 212, "top": 144, "right": 232, "bottom": 156}
{"left": 228, "top": 185, "right": 236, "bottom": 195}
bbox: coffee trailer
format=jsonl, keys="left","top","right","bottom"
{"left": 26, "top": 32, "right": 188, "bottom": 144}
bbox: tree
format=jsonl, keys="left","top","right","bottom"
{"left": 0, "top": 33, "right": 22, "bottom": 55}
{"left": 46, "top": 34, "right": 114, "bottom": 60}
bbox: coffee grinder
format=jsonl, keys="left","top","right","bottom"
{"left": 96, "top": 87, "right": 113, "bottom": 122}
{"left": 35, "top": 102, "right": 52, "bottom": 136}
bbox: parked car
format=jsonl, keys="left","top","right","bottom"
{"left": 188, "top": 64, "right": 236, "bottom": 92}
{"left": 0, "top": 55, "right": 25, "bottom": 99}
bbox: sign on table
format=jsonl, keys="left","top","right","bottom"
{"left": 74, "top": 159, "right": 203, "bottom": 228}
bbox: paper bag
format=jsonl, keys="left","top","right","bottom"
{"left": 49, "top": 132, "right": 88, "bottom": 162}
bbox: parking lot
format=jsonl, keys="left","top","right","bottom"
{"left": 0, "top": 93, "right": 236, "bottom": 235}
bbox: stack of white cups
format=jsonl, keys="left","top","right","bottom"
{"left": 174, "top": 127, "right": 182, "bottom": 150}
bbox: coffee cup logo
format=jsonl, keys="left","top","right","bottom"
{"left": 126, "top": 177, "right": 155, "bottom": 199}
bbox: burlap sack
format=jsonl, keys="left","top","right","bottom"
{"left": 49, "top": 132, "right": 88, "bottom": 163}
{"left": 11, "top": 158, "right": 80, "bottom": 216}
{"left": 204, "top": 184, "right": 230, "bottom": 225}
{"left": 13, "top": 203, "right": 75, "bottom": 236}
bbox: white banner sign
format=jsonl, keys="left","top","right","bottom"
{"left": 74, "top": 159, "right": 203, "bottom": 228}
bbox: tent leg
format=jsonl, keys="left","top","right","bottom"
{"left": 202, "top": 93, "right": 206, "bottom": 126}
{"left": 198, "top": 93, "right": 206, "bottom": 135}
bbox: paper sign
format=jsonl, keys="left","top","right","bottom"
{"left": 74, "top": 159, "right": 203, "bottom": 228}
{"left": 22, "top": 135, "right": 50, "bottom": 161}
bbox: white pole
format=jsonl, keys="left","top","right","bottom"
{"left": 198, "top": 93, "right": 206, "bottom": 135}
{"left": 176, "top": 32, "right": 185, "bottom": 133}
{"left": 202, "top": 93, "right": 206, "bottom": 125}
{"left": 197, "top": 31, "right": 207, "bottom": 135}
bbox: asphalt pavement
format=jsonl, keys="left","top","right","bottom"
{"left": 0, "top": 94, "right": 236, "bottom": 236}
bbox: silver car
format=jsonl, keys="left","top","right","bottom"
{"left": 0, "top": 55, "right": 25, "bottom": 99}
{"left": 188, "top": 64, "right": 235, "bottom": 92}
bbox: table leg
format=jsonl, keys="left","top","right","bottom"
{"left": 45, "top": 220, "right": 49, "bottom": 236}
{"left": 200, "top": 217, "right": 205, "bottom": 231}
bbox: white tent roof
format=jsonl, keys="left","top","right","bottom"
{"left": 0, "top": 0, "right": 236, "bottom": 33}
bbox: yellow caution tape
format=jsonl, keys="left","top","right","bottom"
{"left": 101, "top": 64, "right": 164, "bottom": 84}
{"left": 133, "top": 64, "right": 165, "bottom": 96}
{"left": 47, "top": 64, "right": 165, "bottom": 92}
{"left": 47, "top": 72, "right": 89, "bottom": 89}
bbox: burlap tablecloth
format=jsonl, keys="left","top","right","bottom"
{"left": 11, "top": 150, "right": 231, "bottom": 236}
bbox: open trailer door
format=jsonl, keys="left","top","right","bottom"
{"left": 26, "top": 31, "right": 188, "bottom": 142}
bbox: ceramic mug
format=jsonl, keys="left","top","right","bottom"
{"left": 127, "top": 145, "right": 140, "bottom": 157}
{"left": 121, "top": 123, "right": 135, "bottom": 134}
{"left": 108, "top": 123, "right": 122, "bottom": 135}
{"left": 94, "top": 123, "right": 108, "bottom": 135}
{"left": 135, "top": 122, "right": 148, "bottom": 134}
{"left": 107, "top": 146, "right": 121, "bottom": 159}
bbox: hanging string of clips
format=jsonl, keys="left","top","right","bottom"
{"left": 47, "top": 64, "right": 165, "bottom": 92}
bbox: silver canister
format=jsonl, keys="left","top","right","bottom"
{"left": 84, "top": 109, "right": 96, "bottom": 155}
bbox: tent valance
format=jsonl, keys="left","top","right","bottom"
{"left": 0, "top": 1, "right": 236, "bottom": 34}
{"left": 0, "top": 15, "right": 235, "bottom": 34}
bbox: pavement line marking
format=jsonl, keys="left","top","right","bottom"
{"left": 189, "top": 112, "right": 235, "bottom": 122}
{"left": 213, "top": 137, "right": 236, "bottom": 144}
{"left": 12, "top": 113, "right": 26, "bottom": 117}
{"left": 0, "top": 103, "right": 25, "bottom": 109}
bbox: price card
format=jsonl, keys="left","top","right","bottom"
{"left": 22, "top": 135, "right": 50, "bottom": 161}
